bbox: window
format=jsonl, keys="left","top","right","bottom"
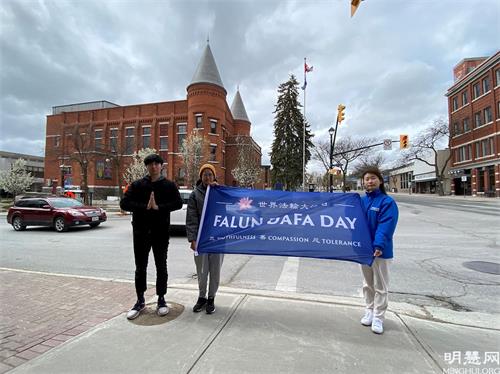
{"left": 475, "top": 141, "right": 481, "bottom": 158}
{"left": 195, "top": 114, "right": 203, "bottom": 128}
{"left": 96, "top": 160, "right": 112, "bottom": 179}
{"left": 484, "top": 107, "right": 492, "bottom": 124}
{"left": 159, "top": 122, "right": 168, "bottom": 151}
{"left": 481, "top": 137, "right": 494, "bottom": 157}
{"left": 456, "top": 145, "right": 472, "bottom": 162}
{"left": 482, "top": 77, "right": 490, "bottom": 93}
{"left": 210, "top": 144, "right": 217, "bottom": 161}
{"left": 463, "top": 118, "right": 470, "bottom": 132}
{"left": 473, "top": 82, "right": 481, "bottom": 99}
{"left": 142, "top": 126, "right": 151, "bottom": 148}
{"left": 496, "top": 69, "right": 500, "bottom": 87}
{"left": 399, "top": 172, "right": 411, "bottom": 189}
{"left": 177, "top": 123, "right": 187, "bottom": 152}
{"left": 94, "top": 129, "right": 103, "bottom": 151}
{"left": 474, "top": 112, "right": 482, "bottom": 128}
{"left": 453, "top": 122, "right": 460, "bottom": 136}
{"left": 461, "top": 91, "right": 468, "bottom": 106}
{"left": 54, "top": 136, "right": 60, "bottom": 147}
{"left": 498, "top": 101, "right": 500, "bottom": 119}
{"left": 452, "top": 97, "right": 458, "bottom": 111}
{"left": 110, "top": 128, "right": 118, "bottom": 152}
{"left": 125, "top": 127, "right": 135, "bottom": 155}
{"left": 210, "top": 119, "right": 217, "bottom": 134}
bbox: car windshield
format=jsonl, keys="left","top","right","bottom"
{"left": 50, "top": 198, "right": 84, "bottom": 208}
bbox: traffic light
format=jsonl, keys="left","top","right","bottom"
{"left": 400, "top": 135, "right": 409, "bottom": 149}
{"left": 337, "top": 104, "right": 346, "bottom": 124}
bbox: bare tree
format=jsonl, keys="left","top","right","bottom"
{"left": 180, "top": 131, "right": 208, "bottom": 188}
{"left": 100, "top": 140, "right": 126, "bottom": 199}
{"left": 313, "top": 136, "right": 376, "bottom": 192}
{"left": 64, "top": 124, "right": 95, "bottom": 204}
{"left": 401, "top": 119, "right": 451, "bottom": 196}
{"left": 351, "top": 153, "right": 386, "bottom": 178}
{"left": 231, "top": 135, "right": 261, "bottom": 188}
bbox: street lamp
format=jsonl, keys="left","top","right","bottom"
{"left": 328, "top": 127, "right": 335, "bottom": 193}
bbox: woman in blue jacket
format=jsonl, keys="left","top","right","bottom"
{"left": 360, "top": 167, "right": 399, "bottom": 334}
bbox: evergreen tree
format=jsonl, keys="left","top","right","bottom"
{"left": 270, "top": 74, "right": 313, "bottom": 190}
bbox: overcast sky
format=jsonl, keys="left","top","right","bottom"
{"left": 1, "top": 0, "right": 498, "bottom": 170}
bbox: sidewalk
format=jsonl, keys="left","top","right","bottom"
{"left": 389, "top": 191, "right": 499, "bottom": 202}
{"left": 2, "top": 269, "right": 499, "bottom": 374}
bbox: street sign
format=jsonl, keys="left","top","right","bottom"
{"left": 383, "top": 139, "right": 392, "bottom": 150}
{"left": 461, "top": 176, "right": 467, "bottom": 182}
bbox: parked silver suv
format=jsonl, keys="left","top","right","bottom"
{"left": 170, "top": 189, "right": 192, "bottom": 228}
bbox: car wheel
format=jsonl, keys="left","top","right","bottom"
{"left": 89, "top": 222, "right": 100, "bottom": 228}
{"left": 12, "top": 216, "right": 26, "bottom": 231}
{"left": 54, "top": 217, "right": 68, "bottom": 232}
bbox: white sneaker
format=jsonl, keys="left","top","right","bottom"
{"left": 157, "top": 298, "right": 169, "bottom": 316}
{"left": 360, "top": 310, "right": 373, "bottom": 326}
{"left": 126, "top": 301, "right": 145, "bottom": 320}
{"left": 371, "top": 317, "right": 384, "bottom": 334}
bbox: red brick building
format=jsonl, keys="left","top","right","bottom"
{"left": 44, "top": 44, "right": 263, "bottom": 196}
{"left": 446, "top": 51, "right": 500, "bottom": 197}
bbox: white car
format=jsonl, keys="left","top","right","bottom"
{"left": 170, "top": 189, "right": 192, "bottom": 228}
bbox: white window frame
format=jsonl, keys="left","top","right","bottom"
{"left": 177, "top": 122, "right": 187, "bottom": 152}
{"left": 210, "top": 143, "right": 217, "bottom": 161}
{"left": 95, "top": 129, "right": 103, "bottom": 151}
{"left": 110, "top": 128, "right": 118, "bottom": 152}
{"left": 209, "top": 119, "right": 217, "bottom": 134}
{"left": 125, "top": 126, "right": 135, "bottom": 155}
{"left": 195, "top": 114, "right": 203, "bottom": 129}
{"left": 142, "top": 125, "right": 151, "bottom": 149}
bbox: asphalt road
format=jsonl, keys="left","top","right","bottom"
{"left": 1, "top": 195, "right": 499, "bottom": 316}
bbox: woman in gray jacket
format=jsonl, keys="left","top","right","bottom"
{"left": 186, "top": 164, "right": 223, "bottom": 314}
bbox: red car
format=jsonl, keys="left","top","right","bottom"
{"left": 7, "top": 197, "right": 107, "bottom": 232}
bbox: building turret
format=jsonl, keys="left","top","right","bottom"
{"left": 186, "top": 43, "right": 228, "bottom": 182}
{"left": 230, "top": 89, "right": 251, "bottom": 136}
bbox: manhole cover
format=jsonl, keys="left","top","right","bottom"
{"left": 463, "top": 261, "right": 500, "bottom": 275}
{"left": 129, "top": 301, "right": 185, "bottom": 326}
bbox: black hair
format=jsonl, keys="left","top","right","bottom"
{"left": 143, "top": 154, "right": 163, "bottom": 166}
{"left": 362, "top": 167, "right": 387, "bottom": 195}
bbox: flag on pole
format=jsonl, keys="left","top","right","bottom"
{"left": 302, "top": 60, "right": 313, "bottom": 90}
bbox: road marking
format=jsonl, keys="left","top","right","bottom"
{"left": 0, "top": 267, "right": 132, "bottom": 283}
{"left": 275, "top": 257, "right": 299, "bottom": 292}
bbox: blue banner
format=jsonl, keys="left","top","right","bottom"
{"left": 197, "top": 186, "right": 374, "bottom": 266}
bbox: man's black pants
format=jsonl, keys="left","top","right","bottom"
{"left": 133, "top": 229, "right": 169, "bottom": 297}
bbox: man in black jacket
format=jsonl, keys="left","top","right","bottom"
{"left": 120, "top": 154, "right": 183, "bottom": 320}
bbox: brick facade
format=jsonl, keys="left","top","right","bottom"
{"left": 44, "top": 46, "right": 263, "bottom": 196}
{"left": 446, "top": 51, "right": 500, "bottom": 197}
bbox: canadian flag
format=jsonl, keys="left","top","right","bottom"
{"left": 304, "top": 63, "right": 313, "bottom": 73}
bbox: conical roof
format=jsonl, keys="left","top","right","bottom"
{"left": 230, "top": 90, "right": 250, "bottom": 122}
{"left": 189, "top": 44, "right": 224, "bottom": 89}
